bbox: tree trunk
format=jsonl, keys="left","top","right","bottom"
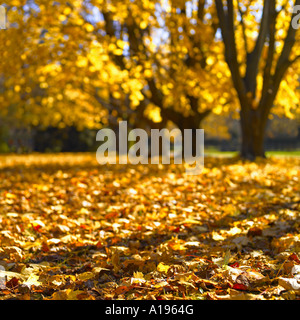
{"left": 181, "top": 127, "right": 199, "bottom": 158}
{"left": 240, "top": 108, "right": 267, "bottom": 160}
{"left": 178, "top": 117, "right": 204, "bottom": 159}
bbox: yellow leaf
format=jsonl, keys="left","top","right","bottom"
{"left": 63, "top": 7, "right": 72, "bottom": 15}
{"left": 113, "top": 48, "right": 123, "bottom": 56}
{"left": 144, "top": 69, "right": 152, "bottom": 78}
{"left": 5, "top": 192, "right": 16, "bottom": 199}
{"left": 77, "top": 272, "right": 95, "bottom": 281}
{"left": 14, "top": 85, "right": 21, "bottom": 93}
{"left": 59, "top": 14, "right": 66, "bottom": 21}
{"left": 168, "top": 239, "right": 186, "bottom": 251}
{"left": 111, "top": 250, "right": 121, "bottom": 272}
{"left": 117, "top": 39, "right": 126, "bottom": 49}
{"left": 47, "top": 289, "right": 85, "bottom": 300}
{"left": 212, "top": 231, "right": 225, "bottom": 241}
{"left": 226, "top": 226, "right": 242, "bottom": 236}
{"left": 85, "top": 24, "right": 94, "bottom": 32}
{"left": 108, "top": 43, "right": 116, "bottom": 51}
{"left": 23, "top": 274, "right": 42, "bottom": 288}
{"left": 133, "top": 271, "right": 144, "bottom": 280}
{"left": 157, "top": 262, "right": 170, "bottom": 273}
{"left": 66, "top": 289, "right": 85, "bottom": 300}
{"left": 140, "top": 21, "right": 148, "bottom": 29}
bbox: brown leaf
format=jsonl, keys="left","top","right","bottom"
{"left": 6, "top": 277, "right": 19, "bottom": 289}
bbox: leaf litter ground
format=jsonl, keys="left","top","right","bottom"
{"left": 0, "top": 154, "right": 299, "bottom": 300}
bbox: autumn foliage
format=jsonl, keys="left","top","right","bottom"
{"left": 0, "top": 154, "right": 299, "bottom": 300}
{"left": 0, "top": 1, "right": 299, "bottom": 158}
{"left": 0, "top": 0, "right": 300, "bottom": 302}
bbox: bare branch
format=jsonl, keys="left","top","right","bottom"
{"left": 197, "top": 0, "right": 206, "bottom": 21}
{"left": 244, "top": 0, "right": 270, "bottom": 95}
{"left": 237, "top": 2, "right": 248, "bottom": 54}
{"left": 261, "top": 0, "right": 276, "bottom": 102}
{"left": 215, "top": 0, "right": 246, "bottom": 99}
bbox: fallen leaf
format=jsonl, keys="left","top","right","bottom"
{"left": 77, "top": 272, "right": 95, "bottom": 281}
{"left": 6, "top": 277, "right": 19, "bottom": 289}
{"left": 278, "top": 277, "right": 300, "bottom": 292}
{"left": 23, "top": 274, "right": 42, "bottom": 288}
{"left": 157, "top": 262, "right": 170, "bottom": 274}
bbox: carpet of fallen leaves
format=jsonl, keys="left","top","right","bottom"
{"left": 0, "top": 153, "right": 299, "bottom": 300}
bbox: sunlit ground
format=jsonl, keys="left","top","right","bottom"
{"left": 0, "top": 154, "right": 299, "bottom": 300}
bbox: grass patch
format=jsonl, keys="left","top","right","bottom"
{"left": 204, "top": 149, "right": 300, "bottom": 158}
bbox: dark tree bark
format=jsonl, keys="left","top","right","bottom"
{"left": 240, "top": 108, "right": 267, "bottom": 160}
{"left": 215, "top": 0, "right": 300, "bottom": 160}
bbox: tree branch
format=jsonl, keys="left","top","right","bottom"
{"left": 244, "top": 0, "right": 270, "bottom": 95}
{"left": 215, "top": 0, "right": 246, "bottom": 101}
{"left": 260, "top": 0, "right": 276, "bottom": 102}
{"left": 102, "top": 1, "right": 126, "bottom": 70}
{"left": 197, "top": 0, "right": 205, "bottom": 21}
{"left": 237, "top": 2, "right": 249, "bottom": 54}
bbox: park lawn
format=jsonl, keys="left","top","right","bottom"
{"left": 0, "top": 154, "right": 299, "bottom": 300}
{"left": 204, "top": 150, "right": 300, "bottom": 158}
{"left": 266, "top": 150, "right": 300, "bottom": 157}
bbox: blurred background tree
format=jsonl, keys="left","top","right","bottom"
{"left": 0, "top": 0, "right": 299, "bottom": 156}
{"left": 215, "top": 0, "right": 300, "bottom": 159}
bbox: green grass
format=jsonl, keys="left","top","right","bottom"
{"left": 204, "top": 150, "right": 237, "bottom": 157}
{"left": 204, "top": 149, "right": 300, "bottom": 158}
{"left": 266, "top": 150, "right": 300, "bottom": 157}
